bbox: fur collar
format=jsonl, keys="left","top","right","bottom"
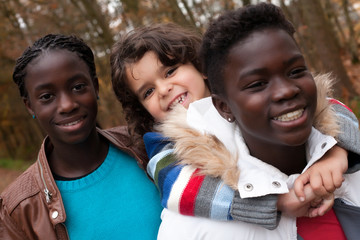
{"left": 156, "top": 74, "right": 340, "bottom": 189}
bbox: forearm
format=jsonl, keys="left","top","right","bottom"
{"left": 145, "top": 131, "right": 280, "bottom": 229}
{"left": 231, "top": 191, "right": 280, "bottom": 230}
{"left": 189, "top": 174, "right": 280, "bottom": 229}
{"left": 148, "top": 151, "right": 279, "bottom": 229}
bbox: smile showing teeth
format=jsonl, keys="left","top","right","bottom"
{"left": 169, "top": 93, "right": 187, "bottom": 109}
{"left": 273, "top": 109, "right": 304, "bottom": 122}
{"left": 62, "top": 119, "right": 82, "bottom": 126}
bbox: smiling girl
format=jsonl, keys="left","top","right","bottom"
{"left": 110, "top": 22, "right": 360, "bottom": 235}
{"left": 153, "top": 3, "right": 360, "bottom": 239}
{"left": 1, "top": 34, "right": 162, "bottom": 240}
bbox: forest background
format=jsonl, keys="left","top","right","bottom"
{"left": 0, "top": 0, "right": 360, "bottom": 178}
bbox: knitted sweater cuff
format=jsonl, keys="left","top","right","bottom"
{"left": 230, "top": 191, "right": 280, "bottom": 230}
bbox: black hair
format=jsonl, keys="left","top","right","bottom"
{"left": 200, "top": 2, "right": 295, "bottom": 96}
{"left": 13, "top": 34, "right": 97, "bottom": 98}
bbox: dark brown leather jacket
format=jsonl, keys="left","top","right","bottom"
{"left": 0, "top": 127, "right": 148, "bottom": 240}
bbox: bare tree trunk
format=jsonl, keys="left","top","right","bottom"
{"left": 71, "top": 0, "right": 114, "bottom": 50}
{"left": 0, "top": 0, "right": 32, "bottom": 45}
{"left": 323, "top": 0, "right": 347, "bottom": 50}
{"left": 299, "top": 0, "right": 357, "bottom": 98}
{"left": 180, "top": 0, "right": 198, "bottom": 29}
{"left": 120, "top": 0, "right": 142, "bottom": 27}
{"left": 342, "top": 0, "right": 359, "bottom": 64}
{"left": 285, "top": 0, "right": 319, "bottom": 73}
{"left": 167, "top": 0, "right": 196, "bottom": 28}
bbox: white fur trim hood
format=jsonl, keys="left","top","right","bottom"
{"left": 156, "top": 73, "right": 340, "bottom": 189}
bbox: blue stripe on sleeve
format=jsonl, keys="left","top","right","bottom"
{"left": 144, "top": 132, "right": 171, "bottom": 158}
{"left": 210, "top": 184, "right": 235, "bottom": 220}
{"left": 158, "top": 163, "right": 183, "bottom": 208}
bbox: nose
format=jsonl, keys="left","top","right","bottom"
{"left": 271, "top": 77, "right": 300, "bottom": 102}
{"left": 157, "top": 80, "right": 173, "bottom": 98}
{"left": 58, "top": 93, "right": 78, "bottom": 114}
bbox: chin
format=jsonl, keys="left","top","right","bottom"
{"left": 285, "top": 133, "right": 311, "bottom": 146}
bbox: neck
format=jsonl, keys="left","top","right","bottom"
{"left": 244, "top": 138, "right": 307, "bottom": 175}
{"left": 48, "top": 128, "right": 109, "bottom": 178}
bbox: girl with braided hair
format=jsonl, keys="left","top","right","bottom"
{"left": 1, "top": 34, "right": 162, "bottom": 240}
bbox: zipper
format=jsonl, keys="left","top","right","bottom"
{"left": 38, "top": 158, "right": 52, "bottom": 203}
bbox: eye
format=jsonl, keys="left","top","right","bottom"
{"left": 245, "top": 80, "right": 267, "bottom": 90}
{"left": 39, "top": 93, "right": 54, "bottom": 102}
{"left": 165, "top": 66, "right": 178, "bottom": 78}
{"left": 289, "top": 67, "right": 307, "bottom": 78}
{"left": 73, "top": 83, "right": 86, "bottom": 92}
{"left": 143, "top": 87, "right": 154, "bottom": 99}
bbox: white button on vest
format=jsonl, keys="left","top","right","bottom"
{"left": 51, "top": 210, "right": 59, "bottom": 219}
{"left": 244, "top": 183, "right": 253, "bottom": 191}
{"left": 272, "top": 181, "right": 281, "bottom": 188}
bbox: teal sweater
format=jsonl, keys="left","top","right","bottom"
{"left": 56, "top": 144, "right": 163, "bottom": 239}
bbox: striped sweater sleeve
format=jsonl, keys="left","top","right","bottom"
{"left": 144, "top": 132, "right": 280, "bottom": 230}
{"left": 330, "top": 99, "right": 360, "bottom": 172}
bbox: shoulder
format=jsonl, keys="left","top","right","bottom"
{"left": 330, "top": 98, "right": 358, "bottom": 123}
{"left": 143, "top": 132, "right": 173, "bottom": 158}
{"left": 99, "top": 126, "right": 133, "bottom": 149}
{"left": 102, "top": 125, "right": 131, "bottom": 139}
{"left": 0, "top": 163, "right": 40, "bottom": 214}
{"left": 99, "top": 126, "right": 149, "bottom": 169}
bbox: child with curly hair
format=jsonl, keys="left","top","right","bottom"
{"left": 110, "top": 16, "right": 360, "bottom": 238}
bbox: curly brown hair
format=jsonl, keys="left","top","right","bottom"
{"left": 111, "top": 23, "right": 203, "bottom": 147}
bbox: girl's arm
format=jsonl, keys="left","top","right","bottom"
{"left": 330, "top": 99, "right": 360, "bottom": 172}
{"left": 293, "top": 99, "right": 360, "bottom": 202}
{"left": 144, "top": 99, "right": 359, "bottom": 229}
{"left": 144, "top": 132, "right": 280, "bottom": 230}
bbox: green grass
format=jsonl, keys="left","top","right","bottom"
{"left": 0, "top": 158, "right": 33, "bottom": 171}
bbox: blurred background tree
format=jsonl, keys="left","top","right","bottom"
{"left": 0, "top": 0, "right": 359, "bottom": 162}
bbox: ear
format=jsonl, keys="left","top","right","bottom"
{"left": 93, "top": 77, "right": 99, "bottom": 97}
{"left": 211, "top": 94, "right": 235, "bottom": 122}
{"left": 23, "top": 97, "right": 35, "bottom": 117}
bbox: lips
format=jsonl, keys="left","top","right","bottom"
{"left": 61, "top": 119, "right": 82, "bottom": 126}
{"left": 56, "top": 116, "right": 85, "bottom": 127}
{"left": 168, "top": 92, "right": 187, "bottom": 110}
{"left": 273, "top": 109, "right": 304, "bottom": 122}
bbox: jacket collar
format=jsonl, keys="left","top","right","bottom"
{"left": 35, "top": 127, "right": 146, "bottom": 225}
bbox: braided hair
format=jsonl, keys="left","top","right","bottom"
{"left": 13, "top": 34, "right": 97, "bottom": 98}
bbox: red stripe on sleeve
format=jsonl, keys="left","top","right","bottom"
{"left": 329, "top": 98, "right": 353, "bottom": 112}
{"left": 179, "top": 169, "right": 205, "bottom": 216}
